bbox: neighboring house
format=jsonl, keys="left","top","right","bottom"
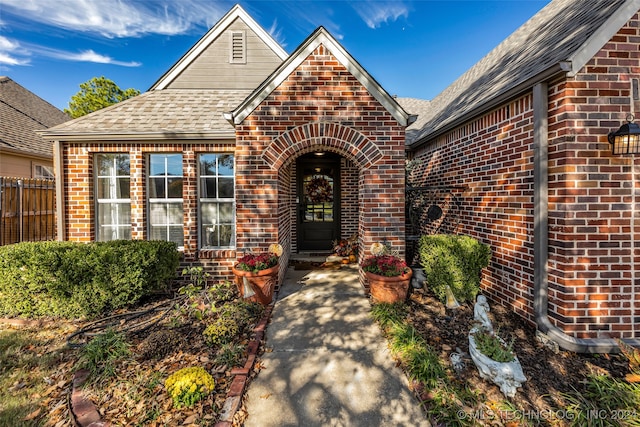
{"left": 40, "top": 1, "right": 640, "bottom": 351}
{"left": 0, "top": 76, "right": 69, "bottom": 178}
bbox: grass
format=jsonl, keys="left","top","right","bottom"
{"left": 371, "top": 301, "right": 640, "bottom": 427}
{"left": 77, "top": 328, "right": 132, "bottom": 381}
{"left": 0, "top": 325, "right": 71, "bottom": 426}
{"left": 561, "top": 374, "right": 640, "bottom": 427}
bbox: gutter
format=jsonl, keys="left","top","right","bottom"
{"left": 0, "top": 146, "right": 53, "bottom": 161}
{"left": 37, "top": 131, "right": 236, "bottom": 142}
{"left": 532, "top": 82, "right": 640, "bottom": 353}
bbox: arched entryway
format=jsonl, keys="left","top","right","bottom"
{"left": 261, "top": 121, "right": 406, "bottom": 267}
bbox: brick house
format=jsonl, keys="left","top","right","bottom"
{"left": 40, "top": 5, "right": 414, "bottom": 286}
{"left": 41, "top": 0, "right": 640, "bottom": 352}
{"left": 407, "top": 0, "right": 640, "bottom": 351}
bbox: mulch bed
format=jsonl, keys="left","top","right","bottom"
{"left": 405, "top": 286, "right": 632, "bottom": 424}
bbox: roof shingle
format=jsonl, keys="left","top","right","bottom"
{"left": 409, "top": 0, "right": 637, "bottom": 146}
{"left": 0, "top": 76, "right": 70, "bottom": 157}
{"left": 43, "top": 89, "right": 252, "bottom": 139}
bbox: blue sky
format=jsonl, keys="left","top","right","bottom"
{"left": 0, "top": 0, "right": 549, "bottom": 111}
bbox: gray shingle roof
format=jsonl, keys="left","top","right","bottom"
{"left": 0, "top": 76, "right": 70, "bottom": 157}
{"left": 42, "top": 89, "right": 252, "bottom": 140}
{"left": 408, "top": 0, "right": 638, "bottom": 147}
{"left": 396, "top": 97, "right": 431, "bottom": 143}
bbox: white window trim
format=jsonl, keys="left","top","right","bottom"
{"left": 198, "top": 153, "right": 236, "bottom": 250}
{"left": 95, "top": 154, "right": 131, "bottom": 241}
{"left": 147, "top": 154, "right": 184, "bottom": 249}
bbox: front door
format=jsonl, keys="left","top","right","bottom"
{"left": 297, "top": 154, "right": 340, "bottom": 251}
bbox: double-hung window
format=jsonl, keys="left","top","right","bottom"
{"left": 148, "top": 154, "right": 184, "bottom": 247}
{"left": 199, "top": 154, "right": 235, "bottom": 248}
{"left": 95, "top": 154, "right": 131, "bottom": 241}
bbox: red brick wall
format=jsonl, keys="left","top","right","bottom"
{"left": 545, "top": 14, "right": 640, "bottom": 339}
{"left": 410, "top": 96, "right": 536, "bottom": 322}
{"left": 410, "top": 15, "right": 640, "bottom": 339}
{"left": 61, "top": 141, "right": 238, "bottom": 281}
{"left": 239, "top": 45, "right": 407, "bottom": 272}
{"left": 340, "top": 158, "right": 359, "bottom": 240}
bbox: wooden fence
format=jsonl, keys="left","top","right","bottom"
{"left": 0, "top": 177, "right": 56, "bottom": 245}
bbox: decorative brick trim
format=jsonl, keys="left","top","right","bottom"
{"left": 262, "top": 122, "right": 383, "bottom": 170}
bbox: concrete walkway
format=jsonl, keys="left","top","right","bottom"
{"left": 243, "top": 264, "right": 430, "bottom": 427}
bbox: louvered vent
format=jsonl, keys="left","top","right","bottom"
{"left": 230, "top": 31, "right": 246, "bottom": 64}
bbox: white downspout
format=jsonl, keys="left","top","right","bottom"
{"left": 53, "top": 140, "right": 66, "bottom": 241}
{"left": 533, "top": 82, "right": 640, "bottom": 353}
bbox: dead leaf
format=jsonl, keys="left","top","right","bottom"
{"left": 625, "top": 373, "right": 640, "bottom": 383}
{"left": 260, "top": 393, "right": 272, "bottom": 399}
{"left": 23, "top": 408, "right": 41, "bottom": 421}
{"left": 183, "top": 414, "right": 198, "bottom": 424}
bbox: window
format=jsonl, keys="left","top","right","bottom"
{"left": 34, "top": 164, "right": 54, "bottom": 179}
{"left": 95, "top": 154, "right": 131, "bottom": 241}
{"left": 148, "top": 154, "right": 183, "bottom": 247}
{"left": 199, "top": 154, "right": 235, "bottom": 248}
{"left": 230, "top": 31, "right": 246, "bottom": 64}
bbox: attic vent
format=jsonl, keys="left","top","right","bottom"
{"left": 230, "top": 31, "right": 246, "bottom": 64}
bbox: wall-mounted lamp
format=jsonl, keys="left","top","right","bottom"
{"left": 608, "top": 114, "right": 640, "bottom": 155}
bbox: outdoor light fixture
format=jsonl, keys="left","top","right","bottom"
{"left": 608, "top": 114, "right": 640, "bottom": 155}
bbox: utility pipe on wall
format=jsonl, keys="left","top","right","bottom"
{"left": 533, "top": 82, "right": 640, "bottom": 353}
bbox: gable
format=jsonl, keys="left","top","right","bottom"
{"left": 151, "top": 5, "right": 287, "bottom": 91}
{"left": 225, "top": 27, "right": 414, "bottom": 127}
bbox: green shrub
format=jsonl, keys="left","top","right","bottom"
{"left": 0, "top": 240, "right": 180, "bottom": 319}
{"left": 219, "top": 300, "right": 264, "bottom": 330}
{"left": 165, "top": 366, "right": 215, "bottom": 409}
{"left": 418, "top": 234, "right": 491, "bottom": 303}
{"left": 214, "top": 343, "right": 246, "bottom": 367}
{"left": 203, "top": 317, "right": 239, "bottom": 347}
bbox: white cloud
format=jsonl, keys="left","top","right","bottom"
{"left": 54, "top": 49, "right": 141, "bottom": 66}
{"left": 0, "top": 36, "right": 30, "bottom": 66}
{"left": 28, "top": 45, "right": 141, "bottom": 66}
{"left": 352, "top": 1, "right": 409, "bottom": 29}
{"left": 0, "top": 0, "right": 230, "bottom": 38}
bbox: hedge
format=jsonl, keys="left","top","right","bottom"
{"left": 0, "top": 240, "right": 180, "bottom": 319}
{"left": 418, "top": 234, "right": 491, "bottom": 304}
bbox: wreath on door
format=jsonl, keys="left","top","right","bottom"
{"left": 306, "top": 176, "right": 333, "bottom": 204}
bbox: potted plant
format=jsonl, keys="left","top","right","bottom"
{"left": 232, "top": 244, "right": 282, "bottom": 306}
{"left": 468, "top": 295, "right": 526, "bottom": 398}
{"left": 361, "top": 243, "right": 413, "bottom": 303}
{"left": 331, "top": 233, "right": 358, "bottom": 263}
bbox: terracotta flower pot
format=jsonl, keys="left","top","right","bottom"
{"left": 232, "top": 264, "right": 279, "bottom": 306}
{"left": 364, "top": 269, "right": 413, "bottom": 303}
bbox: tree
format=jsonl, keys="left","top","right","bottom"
{"left": 64, "top": 76, "right": 140, "bottom": 118}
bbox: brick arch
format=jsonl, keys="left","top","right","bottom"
{"left": 262, "top": 122, "right": 383, "bottom": 170}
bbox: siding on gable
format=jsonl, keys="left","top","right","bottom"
{"left": 165, "top": 18, "right": 284, "bottom": 90}
{"left": 409, "top": 13, "right": 640, "bottom": 340}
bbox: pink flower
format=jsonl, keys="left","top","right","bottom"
{"left": 361, "top": 255, "right": 408, "bottom": 277}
